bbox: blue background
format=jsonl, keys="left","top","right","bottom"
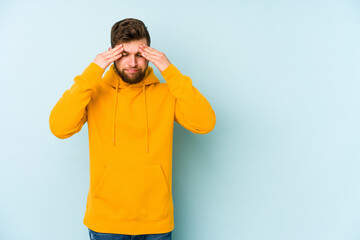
{"left": 0, "top": 0, "right": 360, "bottom": 239}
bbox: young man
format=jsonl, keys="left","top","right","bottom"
{"left": 49, "top": 18, "right": 216, "bottom": 240}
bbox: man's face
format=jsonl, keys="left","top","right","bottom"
{"left": 114, "top": 38, "right": 149, "bottom": 84}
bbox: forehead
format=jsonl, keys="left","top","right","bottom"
{"left": 121, "top": 39, "right": 147, "bottom": 53}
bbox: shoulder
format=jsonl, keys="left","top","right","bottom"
{"left": 149, "top": 82, "right": 170, "bottom": 91}
{"left": 148, "top": 82, "right": 175, "bottom": 100}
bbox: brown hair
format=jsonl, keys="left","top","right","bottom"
{"left": 110, "top": 18, "right": 150, "bottom": 48}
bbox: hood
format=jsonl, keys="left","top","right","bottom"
{"left": 102, "top": 63, "right": 160, "bottom": 153}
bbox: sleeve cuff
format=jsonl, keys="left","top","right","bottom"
{"left": 161, "top": 64, "right": 179, "bottom": 79}
{"left": 160, "top": 64, "right": 193, "bottom": 92}
{"left": 74, "top": 62, "right": 105, "bottom": 89}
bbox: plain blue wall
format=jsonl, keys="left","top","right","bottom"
{"left": 1, "top": 0, "right": 360, "bottom": 239}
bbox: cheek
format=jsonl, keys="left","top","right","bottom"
{"left": 115, "top": 59, "right": 126, "bottom": 68}
{"left": 138, "top": 58, "right": 148, "bottom": 67}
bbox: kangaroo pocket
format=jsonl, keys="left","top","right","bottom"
{"left": 92, "top": 164, "right": 172, "bottom": 221}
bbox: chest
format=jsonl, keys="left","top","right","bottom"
{"left": 87, "top": 85, "right": 175, "bottom": 134}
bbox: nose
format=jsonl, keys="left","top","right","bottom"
{"left": 128, "top": 55, "right": 137, "bottom": 67}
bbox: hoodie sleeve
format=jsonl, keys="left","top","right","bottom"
{"left": 161, "top": 64, "right": 216, "bottom": 134}
{"left": 49, "top": 63, "right": 105, "bottom": 139}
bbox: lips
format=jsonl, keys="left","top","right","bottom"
{"left": 125, "top": 69, "right": 139, "bottom": 73}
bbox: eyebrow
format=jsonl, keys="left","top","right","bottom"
{"left": 122, "top": 51, "right": 141, "bottom": 55}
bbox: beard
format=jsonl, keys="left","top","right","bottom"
{"left": 114, "top": 64, "right": 148, "bottom": 84}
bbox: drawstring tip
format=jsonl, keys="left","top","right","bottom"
{"left": 113, "top": 139, "right": 115, "bottom": 146}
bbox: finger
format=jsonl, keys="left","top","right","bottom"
{"left": 140, "top": 50, "right": 163, "bottom": 61}
{"left": 138, "top": 50, "right": 151, "bottom": 60}
{"left": 104, "top": 53, "right": 122, "bottom": 61}
{"left": 139, "top": 50, "right": 158, "bottom": 63}
{"left": 104, "top": 46, "right": 123, "bottom": 58}
{"left": 113, "top": 43, "right": 123, "bottom": 49}
{"left": 139, "top": 49, "right": 161, "bottom": 61}
{"left": 104, "top": 49, "right": 122, "bottom": 58}
{"left": 139, "top": 48, "right": 162, "bottom": 59}
{"left": 138, "top": 49, "right": 152, "bottom": 60}
{"left": 105, "top": 44, "right": 122, "bottom": 54}
{"left": 140, "top": 44, "right": 162, "bottom": 54}
{"left": 114, "top": 44, "right": 123, "bottom": 50}
{"left": 110, "top": 44, "right": 123, "bottom": 54}
{"left": 112, "top": 53, "right": 122, "bottom": 61}
{"left": 139, "top": 45, "right": 162, "bottom": 56}
{"left": 104, "top": 49, "right": 123, "bottom": 60}
{"left": 113, "top": 46, "right": 124, "bottom": 55}
{"left": 103, "top": 44, "right": 121, "bottom": 54}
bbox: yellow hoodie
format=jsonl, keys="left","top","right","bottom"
{"left": 49, "top": 62, "right": 216, "bottom": 235}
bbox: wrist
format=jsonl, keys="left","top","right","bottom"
{"left": 92, "top": 61, "right": 106, "bottom": 70}
{"left": 159, "top": 62, "right": 171, "bottom": 73}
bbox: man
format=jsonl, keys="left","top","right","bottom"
{"left": 49, "top": 18, "right": 216, "bottom": 240}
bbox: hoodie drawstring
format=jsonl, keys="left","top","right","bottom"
{"left": 113, "top": 78, "right": 119, "bottom": 146}
{"left": 143, "top": 83, "right": 149, "bottom": 153}
{"left": 112, "top": 79, "right": 149, "bottom": 153}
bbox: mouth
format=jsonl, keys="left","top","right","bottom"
{"left": 125, "top": 69, "right": 139, "bottom": 73}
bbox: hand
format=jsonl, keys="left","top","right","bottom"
{"left": 92, "top": 44, "right": 124, "bottom": 70}
{"left": 139, "top": 44, "right": 171, "bottom": 72}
